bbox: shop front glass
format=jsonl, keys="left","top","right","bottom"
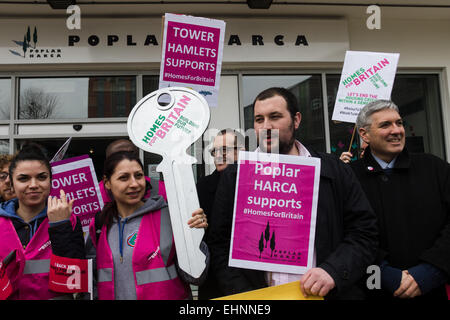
{"left": 0, "top": 72, "right": 446, "bottom": 170}
{"left": 0, "top": 78, "right": 11, "bottom": 120}
{"left": 18, "top": 76, "right": 136, "bottom": 119}
{"left": 16, "top": 138, "right": 120, "bottom": 180}
{"left": 242, "top": 75, "right": 325, "bottom": 152}
{"left": 0, "top": 140, "right": 9, "bottom": 154}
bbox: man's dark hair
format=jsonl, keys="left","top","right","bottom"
{"left": 217, "top": 128, "right": 245, "bottom": 149}
{"left": 105, "top": 139, "right": 139, "bottom": 158}
{"left": 253, "top": 87, "right": 299, "bottom": 120}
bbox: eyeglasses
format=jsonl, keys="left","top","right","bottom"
{"left": 210, "top": 146, "right": 238, "bottom": 157}
{"left": 0, "top": 172, "right": 9, "bottom": 181}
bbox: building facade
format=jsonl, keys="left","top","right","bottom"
{"left": 0, "top": 0, "right": 449, "bottom": 179}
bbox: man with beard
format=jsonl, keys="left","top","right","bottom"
{"left": 351, "top": 100, "right": 450, "bottom": 299}
{"left": 208, "top": 87, "right": 378, "bottom": 299}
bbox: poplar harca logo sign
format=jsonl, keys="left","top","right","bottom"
{"left": 10, "top": 25, "right": 62, "bottom": 59}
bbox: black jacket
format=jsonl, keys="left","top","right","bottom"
{"left": 196, "top": 169, "right": 221, "bottom": 244}
{"left": 196, "top": 169, "right": 222, "bottom": 300}
{"left": 208, "top": 149, "right": 378, "bottom": 299}
{"left": 351, "top": 147, "right": 450, "bottom": 299}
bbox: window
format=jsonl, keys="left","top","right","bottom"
{"left": 391, "top": 74, "right": 445, "bottom": 158}
{"left": 242, "top": 75, "right": 325, "bottom": 152}
{"left": 143, "top": 75, "right": 159, "bottom": 96}
{"left": 18, "top": 76, "right": 136, "bottom": 119}
{"left": 4, "top": 71, "right": 446, "bottom": 176}
{"left": 0, "top": 140, "right": 9, "bottom": 154}
{"left": 0, "top": 79, "right": 11, "bottom": 120}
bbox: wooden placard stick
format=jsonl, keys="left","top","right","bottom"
{"left": 348, "top": 124, "right": 357, "bottom": 153}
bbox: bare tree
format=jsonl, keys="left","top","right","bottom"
{"left": 19, "top": 87, "right": 59, "bottom": 119}
{"left": 0, "top": 99, "right": 9, "bottom": 119}
{"left": 0, "top": 108, "right": 9, "bottom": 119}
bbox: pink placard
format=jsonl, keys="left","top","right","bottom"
{"left": 163, "top": 21, "right": 220, "bottom": 86}
{"left": 50, "top": 155, "right": 104, "bottom": 231}
{"left": 159, "top": 13, "right": 226, "bottom": 107}
{"left": 229, "top": 151, "right": 320, "bottom": 274}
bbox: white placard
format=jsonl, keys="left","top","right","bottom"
{"left": 331, "top": 51, "right": 400, "bottom": 124}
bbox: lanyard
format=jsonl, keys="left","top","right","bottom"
{"left": 117, "top": 218, "right": 128, "bottom": 264}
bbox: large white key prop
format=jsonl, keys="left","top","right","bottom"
{"left": 127, "top": 87, "right": 210, "bottom": 278}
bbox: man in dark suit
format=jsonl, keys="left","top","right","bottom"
{"left": 196, "top": 129, "right": 245, "bottom": 300}
{"left": 351, "top": 99, "right": 450, "bottom": 299}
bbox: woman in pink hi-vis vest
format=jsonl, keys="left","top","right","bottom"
{"left": 88, "top": 151, "right": 209, "bottom": 300}
{"left": 0, "top": 143, "right": 85, "bottom": 300}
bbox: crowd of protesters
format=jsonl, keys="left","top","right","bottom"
{"left": 0, "top": 88, "right": 448, "bottom": 300}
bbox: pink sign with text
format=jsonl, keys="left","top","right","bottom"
{"left": 163, "top": 21, "right": 220, "bottom": 86}
{"left": 229, "top": 151, "right": 321, "bottom": 274}
{"left": 50, "top": 155, "right": 104, "bottom": 232}
{"left": 159, "top": 13, "right": 226, "bottom": 107}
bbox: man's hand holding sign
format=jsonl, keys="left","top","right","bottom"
{"left": 300, "top": 267, "right": 336, "bottom": 297}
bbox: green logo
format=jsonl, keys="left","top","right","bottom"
{"left": 127, "top": 231, "right": 138, "bottom": 247}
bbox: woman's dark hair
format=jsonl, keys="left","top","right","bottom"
{"left": 100, "top": 151, "right": 147, "bottom": 228}
{"left": 9, "top": 143, "right": 52, "bottom": 186}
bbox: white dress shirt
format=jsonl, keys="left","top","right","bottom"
{"left": 371, "top": 152, "right": 397, "bottom": 169}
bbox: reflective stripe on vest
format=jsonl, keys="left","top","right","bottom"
{"left": 98, "top": 267, "right": 112, "bottom": 283}
{"left": 94, "top": 178, "right": 189, "bottom": 300}
{"left": 23, "top": 259, "right": 50, "bottom": 274}
{"left": 159, "top": 206, "right": 172, "bottom": 266}
{"left": 135, "top": 264, "right": 177, "bottom": 286}
{"left": 97, "top": 207, "right": 173, "bottom": 284}
{"left": 0, "top": 215, "right": 79, "bottom": 300}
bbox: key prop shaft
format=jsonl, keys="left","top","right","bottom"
{"left": 127, "top": 87, "right": 210, "bottom": 279}
{"left": 158, "top": 156, "right": 205, "bottom": 278}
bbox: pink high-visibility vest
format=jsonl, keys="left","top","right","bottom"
{"left": 0, "top": 215, "right": 77, "bottom": 300}
{"left": 92, "top": 208, "right": 190, "bottom": 300}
